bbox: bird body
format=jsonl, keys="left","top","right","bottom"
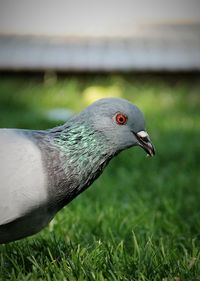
{"left": 0, "top": 98, "right": 155, "bottom": 243}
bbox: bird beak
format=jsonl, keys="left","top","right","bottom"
{"left": 134, "top": 130, "right": 155, "bottom": 157}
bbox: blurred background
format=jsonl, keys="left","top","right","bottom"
{"left": 0, "top": 0, "right": 200, "bottom": 71}
{"left": 0, "top": 1, "right": 200, "bottom": 280}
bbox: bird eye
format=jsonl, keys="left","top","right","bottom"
{"left": 115, "top": 113, "right": 127, "bottom": 125}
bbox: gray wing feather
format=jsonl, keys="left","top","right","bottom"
{"left": 0, "top": 129, "right": 48, "bottom": 225}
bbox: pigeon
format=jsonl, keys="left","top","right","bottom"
{"left": 0, "top": 97, "right": 155, "bottom": 244}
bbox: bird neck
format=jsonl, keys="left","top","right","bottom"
{"left": 48, "top": 121, "right": 113, "bottom": 208}
{"left": 54, "top": 122, "right": 111, "bottom": 169}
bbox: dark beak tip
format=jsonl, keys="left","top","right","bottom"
{"left": 149, "top": 149, "right": 155, "bottom": 157}
{"left": 141, "top": 142, "right": 155, "bottom": 157}
{"left": 134, "top": 131, "right": 155, "bottom": 157}
{"left": 147, "top": 144, "right": 156, "bottom": 157}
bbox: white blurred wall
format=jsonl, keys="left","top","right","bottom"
{"left": 0, "top": 0, "right": 199, "bottom": 71}
{"left": 0, "top": 0, "right": 199, "bottom": 37}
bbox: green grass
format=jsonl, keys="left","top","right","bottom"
{"left": 0, "top": 73, "right": 200, "bottom": 281}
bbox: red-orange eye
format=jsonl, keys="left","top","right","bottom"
{"left": 115, "top": 113, "right": 127, "bottom": 125}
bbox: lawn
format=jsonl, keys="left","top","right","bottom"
{"left": 0, "top": 73, "right": 199, "bottom": 281}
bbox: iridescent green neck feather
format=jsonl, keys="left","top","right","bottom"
{"left": 52, "top": 121, "right": 112, "bottom": 194}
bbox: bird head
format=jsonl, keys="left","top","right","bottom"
{"left": 80, "top": 97, "right": 155, "bottom": 157}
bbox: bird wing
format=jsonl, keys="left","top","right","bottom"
{"left": 0, "top": 129, "right": 48, "bottom": 225}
